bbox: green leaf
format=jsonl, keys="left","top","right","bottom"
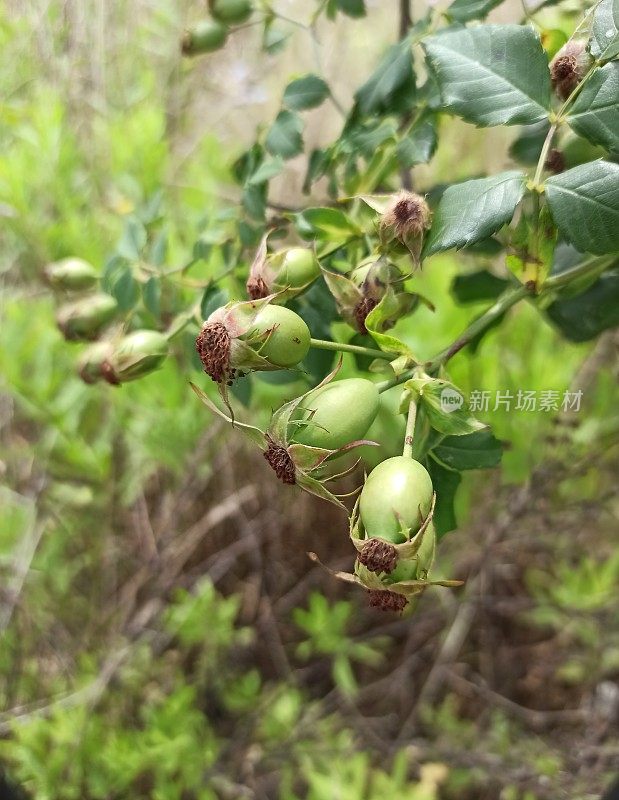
{"left": 247, "top": 156, "right": 284, "bottom": 185}
{"left": 110, "top": 265, "right": 138, "bottom": 311}
{"left": 545, "top": 268, "right": 619, "bottom": 342}
{"left": 426, "top": 457, "right": 461, "bottom": 537}
{"left": 509, "top": 121, "right": 551, "bottom": 165}
{"left": 446, "top": 0, "right": 504, "bottom": 23}
{"left": 337, "top": 0, "right": 366, "bottom": 18}
{"left": 354, "top": 39, "right": 415, "bottom": 116}
{"left": 200, "top": 285, "right": 228, "bottom": 321}
{"left": 265, "top": 110, "right": 304, "bottom": 159}
{"left": 117, "top": 217, "right": 147, "bottom": 260}
{"left": 451, "top": 270, "right": 509, "bottom": 304}
{"left": 396, "top": 118, "right": 438, "bottom": 167}
{"left": 589, "top": 0, "right": 619, "bottom": 62}
{"left": 422, "top": 171, "right": 525, "bottom": 257}
{"left": 567, "top": 63, "right": 619, "bottom": 154}
{"left": 545, "top": 160, "right": 619, "bottom": 255}
{"left": 263, "top": 22, "right": 290, "bottom": 54}
{"left": 283, "top": 74, "right": 330, "bottom": 111}
{"left": 423, "top": 25, "right": 551, "bottom": 126}
{"left": 295, "top": 207, "right": 359, "bottom": 241}
{"left": 143, "top": 276, "right": 161, "bottom": 318}
{"left": 432, "top": 429, "right": 503, "bottom": 471}
{"left": 408, "top": 377, "right": 486, "bottom": 436}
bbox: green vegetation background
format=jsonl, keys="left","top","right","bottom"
{"left": 0, "top": 2, "right": 617, "bottom": 798}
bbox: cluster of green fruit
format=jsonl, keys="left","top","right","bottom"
{"left": 46, "top": 258, "right": 169, "bottom": 385}
{"left": 181, "top": 0, "right": 253, "bottom": 57}
{"left": 50, "top": 195, "right": 459, "bottom": 611}
{"left": 193, "top": 233, "right": 458, "bottom": 612}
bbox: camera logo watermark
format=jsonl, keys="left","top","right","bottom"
{"left": 440, "top": 387, "right": 464, "bottom": 413}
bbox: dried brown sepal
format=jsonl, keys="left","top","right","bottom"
{"left": 358, "top": 539, "right": 398, "bottom": 574}
{"left": 246, "top": 275, "right": 269, "bottom": 301}
{"left": 196, "top": 322, "right": 231, "bottom": 383}
{"left": 353, "top": 296, "right": 379, "bottom": 334}
{"left": 550, "top": 42, "right": 587, "bottom": 100}
{"left": 263, "top": 437, "right": 296, "bottom": 484}
{"left": 545, "top": 148, "right": 565, "bottom": 174}
{"left": 101, "top": 361, "right": 120, "bottom": 386}
{"left": 368, "top": 589, "right": 408, "bottom": 613}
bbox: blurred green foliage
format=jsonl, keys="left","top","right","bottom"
{"left": 1, "top": 1, "right": 618, "bottom": 798}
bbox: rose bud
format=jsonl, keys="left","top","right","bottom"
{"left": 102, "top": 330, "right": 169, "bottom": 384}
{"left": 550, "top": 40, "right": 592, "bottom": 100}
{"left": 195, "top": 297, "right": 311, "bottom": 386}
{"left": 209, "top": 0, "right": 252, "bottom": 24}
{"left": 246, "top": 238, "right": 319, "bottom": 303}
{"left": 181, "top": 20, "right": 228, "bottom": 56}
{"left": 44, "top": 258, "right": 99, "bottom": 292}
{"left": 191, "top": 365, "right": 379, "bottom": 509}
{"left": 77, "top": 342, "right": 112, "bottom": 384}
{"left": 379, "top": 190, "right": 431, "bottom": 262}
{"left": 56, "top": 294, "right": 118, "bottom": 341}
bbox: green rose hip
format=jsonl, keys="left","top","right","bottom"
{"left": 359, "top": 456, "right": 433, "bottom": 544}
{"left": 45, "top": 258, "right": 98, "bottom": 291}
{"left": 291, "top": 378, "right": 380, "bottom": 450}
{"left": 210, "top": 0, "right": 252, "bottom": 24}
{"left": 103, "top": 330, "right": 169, "bottom": 384}
{"left": 56, "top": 294, "right": 118, "bottom": 341}
{"left": 196, "top": 298, "right": 310, "bottom": 384}
{"left": 251, "top": 305, "right": 310, "bottom": 368}
{"left": 181, "top": 20, "right": 228, "bottom": 56}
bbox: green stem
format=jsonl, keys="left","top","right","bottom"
{"left": 403, "top": 398, "right": 417, "bottom": 458}
{"left": 376, "top": 254, "right": 614, "bottom": 395}
{"left": 165, "top": 300, "right": 202, "bottom": 341}
{"left": 309, "top": 338, "right": 393, "bottom": 361}
{"left": 533, "top": 122, "right": 557, "bottom": 187}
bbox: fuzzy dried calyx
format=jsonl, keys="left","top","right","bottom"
{"left": 358, "top": 538, "right": 398, "bottom": 574}
{"left": 263, "top": 437, "right": 296, "bottom": 484}
{"left": 545, "top": 148, "right": 566, "bottom": 174}
{"left": 196, "top": 322, "right": 231, "bottom": 383}
{"left": 379, "top": 191, "right": 431, "bottom": 261}
{"left": 368, "top": 589, "right": 408, "bottom": 612}
{"left": 353, "top": 296, "right": 379, "bottom": 334}
{"left": 246, "top": 275, "right": 269, "bottom": 300}
{"left": 550, "top": 41, "right": 591, "bottom": 100}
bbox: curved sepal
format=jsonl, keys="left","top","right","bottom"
{"left": 189, "top": 382, "right": 266, "bottom": 447}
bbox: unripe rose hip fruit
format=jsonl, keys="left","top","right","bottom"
{"left": 291, "top": 378, "right": 380, "bottom": 450}
{"left": 359, "top": 456, "right": 433, "bottom": 544}
{"left": 209, "top": 0, "right": 252, "bottom": 24}
{"left": 277, "top": 248, "right": 320, "bottom": 291}
{"left": 181, "top": 20, "right": 228, "bottom": 55}
{"left": 252, "top": 305, "right": 310, "bottom": 367}
{"left": 44, "top": 258, "right": 98, "bottom": 291}
{"left": 103, "top": 330, "right": 169, "bottom": 383}
{"left": 56, "top": 294, "right": 118, "bottom": 341}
